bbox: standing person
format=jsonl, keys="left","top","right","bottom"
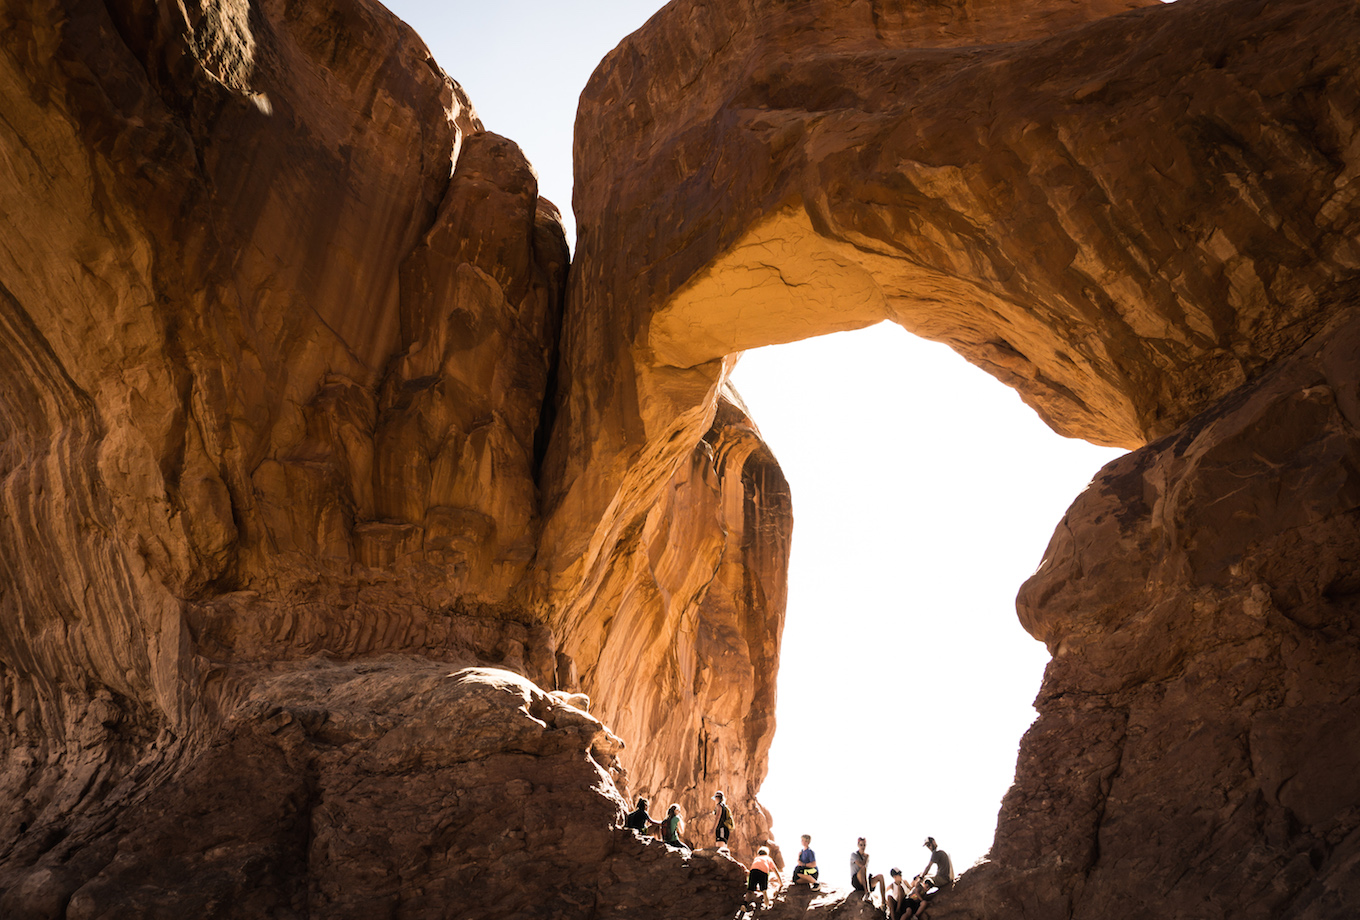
{"left": 919, "top": 837, "right": 955, "bottom": 893}
{"left": 661, "top": 803, "right": 688, "bottom": 851}
{"left": 746, "top": 845, "right": 783, "bottom": 908}
{"left": 850, "top": 837, "right": 885, "bottom": 905}
{"left": 791, "top": 833, "right": 819, "bottom": 888}
{"left": 712, "top": 791, "right": 734, "bottom": 846}
{"left": 623, "top": 797, "right": 659, "bottom": 834}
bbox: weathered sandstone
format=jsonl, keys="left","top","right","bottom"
{"left": 940, "top": 312, "right": 1360, "bottom": 918}
{"left": 1, "top": 0, "right": 779, "bottom": 913}
{"left": 4, "top": 0, "right": 1360, "bottom": 915}
{"left": 545, "top": 0, "right": 1360, "bottom": 916}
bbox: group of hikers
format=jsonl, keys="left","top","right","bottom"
{"left": 843, "top": 835, "right": 954, "bottom": 919}
{"left": 622, "top": 793, "right": 955, "bottom": 916}
{"left": 622, "top": 789, "right": 735, "bottom": 850}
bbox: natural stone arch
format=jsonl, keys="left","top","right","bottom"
{"left": 543, "top": 0, "right": 1360, "bottom": 912}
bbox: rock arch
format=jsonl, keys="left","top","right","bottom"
{"left": 542, "top": 0, "right": 1360, "bottom": 915}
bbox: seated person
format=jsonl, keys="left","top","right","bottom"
{"left": 661, "top": 803, "right": 687, "bottom": 850}
{"left": 622, "top": 797, "right": 659, "bottom": 834}
{"left": 747, "top": 845, "right": 783, "bottom": 908}
{"left": 791, "top": 834, "right": 819, "bottom": 888}
{"left": 850, "top": 837, "right": 886, "bottom": 905}
{"left": 887, "top": 869, "right": 928, "bottom": 919}
{"left": 920, "top": 837, "right": 955, "bottom": 894}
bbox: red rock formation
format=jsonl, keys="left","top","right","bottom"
{"left": 951, "top": 312, "right": 1360, "bottom": 919}
{"left": 6, "top": 0, "right": 1360, "bottom": 915}
{"left": 1, "top": 0, "right": 783, "bottom": 913}
{"left": 546, "top": 0, "right": 1360, "bottom": 915}
{"left": 556, "top": 392, "right": 791, "bottom": 857}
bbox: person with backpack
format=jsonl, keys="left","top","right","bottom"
{"left": 661, "top": 803, "right": 688, "bottom": 851}
{"left": 712, "top": 790, "right": 734, "bottom": 846}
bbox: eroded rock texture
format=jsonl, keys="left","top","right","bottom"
{"left": 951, "top": 312, "right": 1360, "bottom": 920}
{"left": 0, "top": 0, "right": 777, "bottom": 914}
{"left": 546, "top": 0, "right": 1360, "bottom": 916}
{"left": 555, "top": 391, "right": 791, "bottom": 857}
{"left": 7, "top": 0, "right": 1360, "bottom": 914}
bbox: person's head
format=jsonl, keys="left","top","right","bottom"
{"left": 890, "top": 868, "right": 902, "bottom": 879}
{"left": 713, "top": 791, "right": 725, "bottom": 802}
{"left": 637, "top": 797, "right": 648, "bottom": 810}
{"left": 801, "top": 834, "right": 811, "bottom": 846}
{"left": 924, "top": 836, "right": 937, "bottom": 851}
{"left": 758, "top": 846, "right": 769, "bottom": 856}
{"left": 857, "top": 837, "right": 867, "bottom": 851}
{"left": 668, "top": 804, "right": 679, "bottom": 816}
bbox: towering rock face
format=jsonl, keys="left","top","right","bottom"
{"left": 549, "top": 0, "right": 1360, "bottom": 916}
{"left": 2, "top": 0, "right": 786, "bottom": 913}
{"left": 960, "top": 311, "right": 1360, "bottom": 919}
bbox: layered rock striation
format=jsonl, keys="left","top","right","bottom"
{"left": 1, "top": 0, "right": 778, "bottom": 914}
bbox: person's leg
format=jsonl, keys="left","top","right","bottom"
{"left": 874, "top": 873, "right": 886, "bottom": 905}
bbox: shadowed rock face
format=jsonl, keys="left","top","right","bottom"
{"left": 1, "top": 0, "right": 785, "bottom": 913}
{"left": 955, "top": 313, "right": 1360, "bottom": 919}
{"left": 3, "top": 0, "right": 1360, "bottom": 916}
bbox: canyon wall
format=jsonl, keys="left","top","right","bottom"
{"left": 0, "top": 0, "right": 782, "bottom": 914}
{"left": 3, "top": 0, "right": 1360, "bottom": 916}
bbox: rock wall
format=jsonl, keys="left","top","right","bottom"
{"left": 0, "top": 0, "right": 779, "bottom": 915}
{"left": 554, "top": 391, "right": 791, "bottom": 855}
{"left": 948, "top": 312, "right": 1360, "bottom": 919}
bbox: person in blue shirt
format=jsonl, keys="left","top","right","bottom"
{"left": 791, "top": 834, "right": 819, "bottom": 888}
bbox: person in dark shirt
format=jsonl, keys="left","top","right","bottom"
{"left": 623, "top": 797, "right": 659, "bottom": 834}
{"left": 919, "top": 837, "right": 954, "bottom": 891}
{"left": 712, "top": 790, "right": 734, "bottom": 845}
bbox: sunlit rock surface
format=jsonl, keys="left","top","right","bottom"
{"left": 555, "top": 391, "right": 792, "bottom": 857}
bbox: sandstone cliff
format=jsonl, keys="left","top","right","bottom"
{"left": 1, "top": 0, "right": 780, "bottom": 915}
{"left": 4, "top": 0, "right": 1360, "bottom": 916}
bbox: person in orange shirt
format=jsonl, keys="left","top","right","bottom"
{"left": 746, "top": 845, "right": 783, "bottom": 909}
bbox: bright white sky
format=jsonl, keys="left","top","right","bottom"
{"left": 383, "top": 0, "right": 1125, "bottom": 884}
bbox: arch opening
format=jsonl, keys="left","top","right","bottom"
{"left": 728, "top": 320, "right": 1123, "bottom": 871}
